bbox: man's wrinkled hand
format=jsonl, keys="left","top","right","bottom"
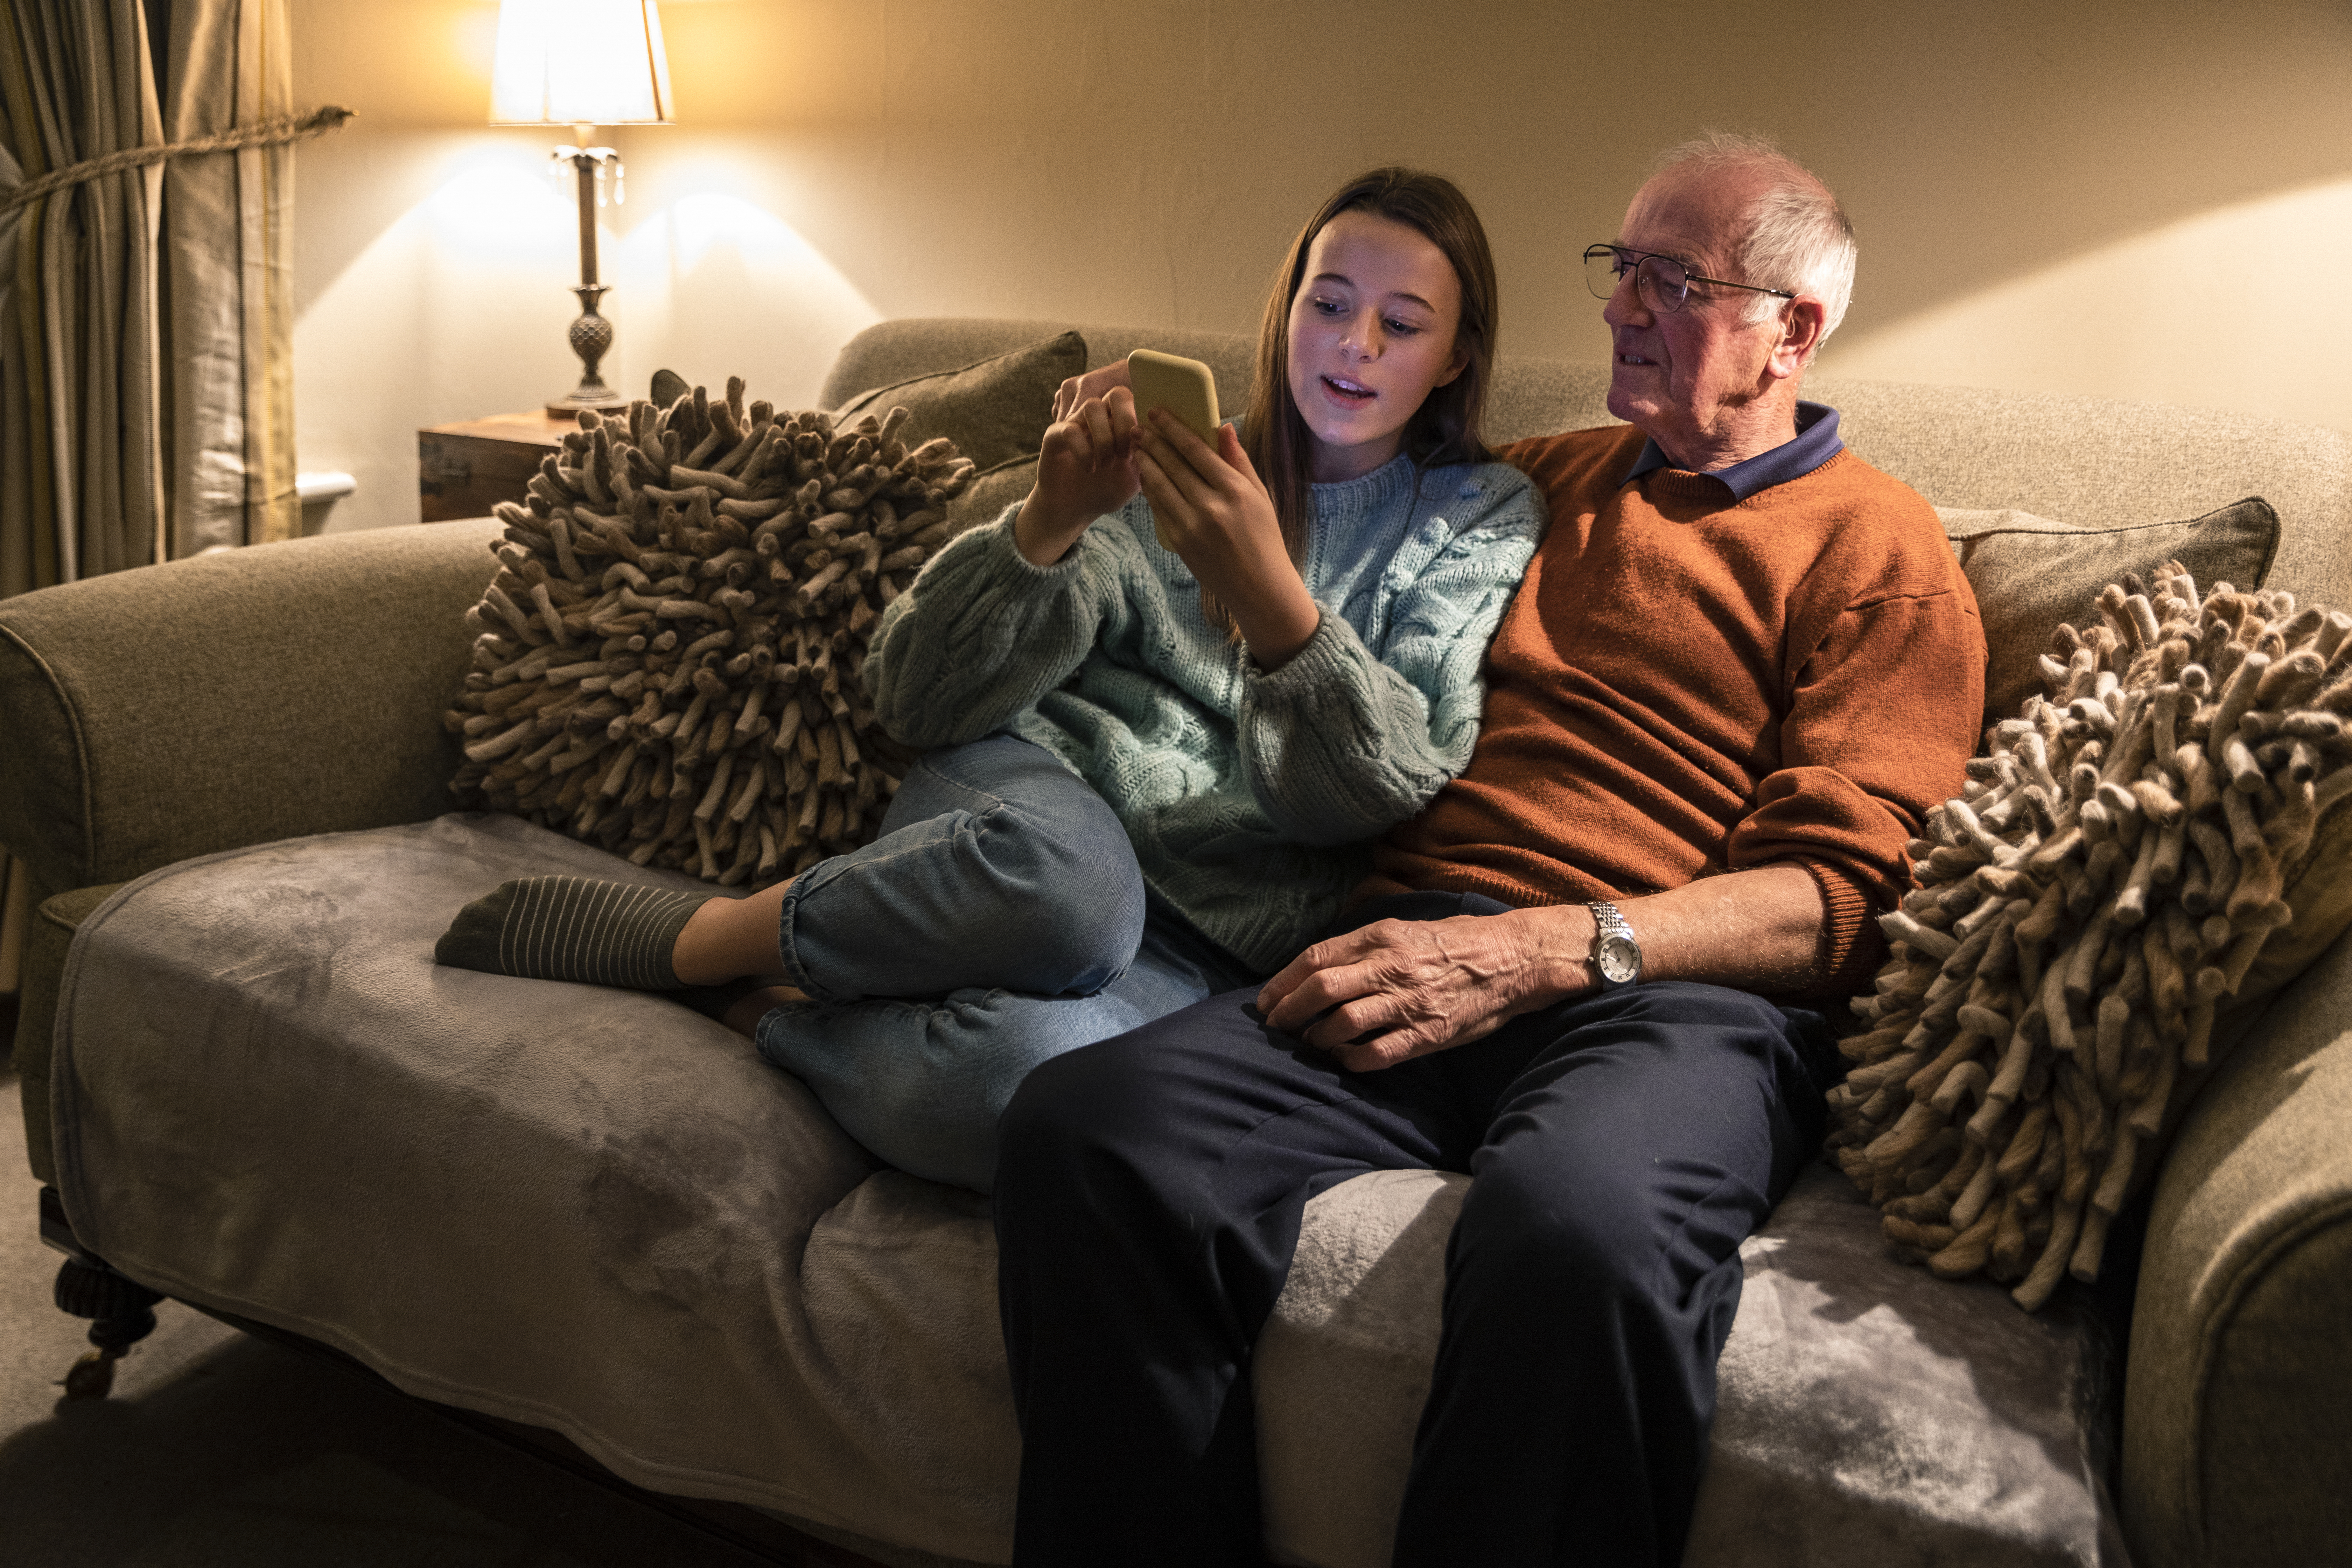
{"left": 1255, "top": 910, "right": 1584, "bottom": 1072}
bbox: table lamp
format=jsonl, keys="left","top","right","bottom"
{"left": 490, "top": 0, "right": 673, "bottom": 418}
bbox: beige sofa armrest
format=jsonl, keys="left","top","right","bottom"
{"left": 0, "top": 520, "right": 500, "bottom": 897}
{"left": 2123, "top": 928, "right": 2352, "bottom": 1568}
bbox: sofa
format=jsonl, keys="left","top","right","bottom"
{"left": 7, "top": 317, "right": 2351, "bottom": 1568}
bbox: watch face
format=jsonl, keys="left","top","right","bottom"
{"left": 1597, "top": 934, "right": 1641, "bottom": 985}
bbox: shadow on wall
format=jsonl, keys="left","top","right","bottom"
{"left": 1818, "top": 177, "right": 2352, "bottom": 434}
{"left": 295, "top": 0, "right": 2352, "bottom": 366}
{"left": 284, "top": 0, "right": 2352, "bottom": 535}
{"left": 296, "top": 131, "right": 879, "bottom": 400}
{"left": 614, "top": 168, "right": 885, "bottom": 397}
{"left": 289, "top": 131, "right": 879, "bottom": 536}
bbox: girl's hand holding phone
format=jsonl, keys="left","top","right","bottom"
{"left": 1134, "top": 409, "right": 1323, "bottom": 671}
{"left": 1015, "top": 385, "right": 1142, "bottom": 565}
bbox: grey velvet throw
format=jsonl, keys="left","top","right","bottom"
{"left": 52, "top": 814, "right": 2121, "bottom": 1567}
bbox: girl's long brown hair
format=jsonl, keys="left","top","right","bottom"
{"left": 1217, "top": 167, "right": 1499, "bottom": 632}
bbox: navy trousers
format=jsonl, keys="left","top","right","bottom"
{"left": 993, "top": 891, "right": 1844, "bottom": 1567}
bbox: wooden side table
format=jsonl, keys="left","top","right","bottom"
{"left": 418, "top": 411, "right": 579, "bottom": 522}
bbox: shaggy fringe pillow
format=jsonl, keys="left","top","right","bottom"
{"left": 445, "top": 379, "right": 974, "bottom": 886}
{"left": 1829, "top": 561, "right": 2352, "bottom": 1310}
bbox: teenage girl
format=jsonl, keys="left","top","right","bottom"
{"left": 437, "top": 167, "right": 1547, "bottom": 1192}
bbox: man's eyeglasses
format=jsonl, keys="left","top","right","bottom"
{"left": 1582, "top": 244, "right": 1795, "bottom": 315}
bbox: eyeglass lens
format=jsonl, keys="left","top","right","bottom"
{"left": 1582, "top": 247, "right": 1689, "bottom": 312}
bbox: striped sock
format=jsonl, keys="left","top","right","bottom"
{"left": 434, "top": 876, "right": 713, "bottom": 989}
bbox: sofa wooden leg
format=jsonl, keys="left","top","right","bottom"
{"left": 52, "top": 1253, "right": 164, "bottom": 1400}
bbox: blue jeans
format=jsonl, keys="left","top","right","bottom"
{"left": 754, "top": 734, "right": 1260, "bottom": 1192}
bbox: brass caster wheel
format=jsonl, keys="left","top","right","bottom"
{"left": 61, "top": 1347, "right": 123, "bottom": 1401}
{"left": 52, "top": 1253, "right": 163, "bottom": 1400}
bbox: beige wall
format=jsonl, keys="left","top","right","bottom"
{"left": 290, "top": 0, "right": 2352, "bottom": 535}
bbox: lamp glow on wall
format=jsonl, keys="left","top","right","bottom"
{"left": 490, "top": 0, "right": 673, "bottom": 417}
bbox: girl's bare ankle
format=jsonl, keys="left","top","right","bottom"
{"left": 724, "top": 984, "right": 807, "bottom": 1036}
{"left": 670, "top": 897, "right": 735, "bottom": 985}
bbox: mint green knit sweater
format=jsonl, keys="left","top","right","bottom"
{"left": 865, "top": 453, "right": 1545, "bottom": 971}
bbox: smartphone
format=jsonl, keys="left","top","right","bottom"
{"left": 1126, "top": 349, "right": 1221, "bottom": 548}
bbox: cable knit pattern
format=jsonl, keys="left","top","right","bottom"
{"left": 866, "top": 453, "right": 1544, "bottom": 971}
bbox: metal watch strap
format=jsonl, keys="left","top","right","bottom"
{"left": 1587, "top": 900, "right": 1642, "bottom": 988}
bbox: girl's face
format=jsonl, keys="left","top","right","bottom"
{"left": 1284, "top": 210, "right": 1469, "bottom": 484}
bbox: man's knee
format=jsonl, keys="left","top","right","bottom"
{"left": 1454, "top": 1148, "right": 1662, "bottom": 1305}
{"left": 997, "top": 1031, "right": 1170, "bottom": 1191}
{"left": 997, "top": 995, "right": 1279, "bottom": 1204}
{"left": 1457, "top": 1132, "right": 1764, "bottom": 1322}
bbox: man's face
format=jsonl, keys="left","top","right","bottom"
{"left": 1602, "top": 163, "right": 1788, "bottom": 468}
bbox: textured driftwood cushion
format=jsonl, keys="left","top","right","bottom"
{"left": 1831, "top": 564, "right": 2352, "bottom": 1308}
{"left": 1941, "top": 498, "right": 2280, "bottom": 725}
{"left": 446, "top": 383, "right": 976, "bottom": 885}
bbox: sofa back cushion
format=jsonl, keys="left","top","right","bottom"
{"left": 831, "top": 328, "right": 1086, "bottom": 479}
{"left": 821, "top": 321, "right": 2352, "bottom": 617}
{"left": 1942, "top": 497, "right": 2281, "bottom": 726}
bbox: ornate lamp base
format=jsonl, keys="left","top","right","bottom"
{"left": 547, "top": 282, "right": 631, "bottom": 419}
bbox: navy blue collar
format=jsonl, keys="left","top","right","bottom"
{"left": 1622, "top": 401, "right": 1844, "bottom": 500}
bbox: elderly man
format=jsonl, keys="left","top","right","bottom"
{"left": 992, "top": 132, "right": 1985, "bottom": 1566}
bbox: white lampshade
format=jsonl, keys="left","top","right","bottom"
{"left": 490, "top": 0, "right": 674, "bottom": 128}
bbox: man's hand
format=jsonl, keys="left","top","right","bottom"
{"left": 1256, "top": 906, "right": 1595, "bottom": 1071}
{"left": 1258, "top": 865, "right": 1835, "bottom": 1072}
{"left": 1015, "top": 387, "right": 1142, "bottom": 565}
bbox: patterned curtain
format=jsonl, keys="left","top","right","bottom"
{"left": 0, "top": 0, "right": 299, "bottom": 589}
{"left": 0, "top": 0, "right": 302, "bottom": 1034}
{"left": 0, "top": 0, "right": 167, "bottom": 592}
{"left": 163, "top": 0, "right": 298, "bottom": 553}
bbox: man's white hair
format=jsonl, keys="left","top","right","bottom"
{"left": 1651, "top": 130, "right": 1856, "bottom": 345}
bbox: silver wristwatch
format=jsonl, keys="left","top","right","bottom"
{"left": 1587, "top": 901, "right": 1644, "bottom": 989}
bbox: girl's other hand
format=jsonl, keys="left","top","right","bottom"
{"left": 1052, "top": 362, "right": 1132, "bottom": 422}
{"left": 1135, "top": 409, "right": 1322, "bottom": 670}
{"left": 1016, "top": 386, "right": 1141, "bottom": 565}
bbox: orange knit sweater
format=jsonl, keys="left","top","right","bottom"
{"left": 1363, "top": 423, "right": 1985, "bottom": 992}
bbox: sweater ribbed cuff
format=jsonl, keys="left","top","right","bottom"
{"left": 1246, "top": 606, "right": 1351, "bottom": 699}
{"left": 972, "top": 509, "right": 1096, "bottom": 582}
{"left": 1790, "top": 856, "right": 1884, "bottom": 996}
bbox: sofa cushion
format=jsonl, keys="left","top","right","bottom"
{"left": 829, "top": 330, "right": 1086, "bottom": 536}
{"left": 1940, "top": 496, "right": 2278, "bottom": 726}
{"left": 832, "top": 329, "right": 1085, "bottom": 478}
{"left": 947, "top": 454, "right": 1042, "bottom": 532}
{"left": 1254, "top": 1164, "right": 2120, "bottom": 1568}
{"left": 49, "top": 811, "right": 2120, "bottom": 1568}
{"left": 14, "top": 882, "right": 124, "bottom": 1186}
